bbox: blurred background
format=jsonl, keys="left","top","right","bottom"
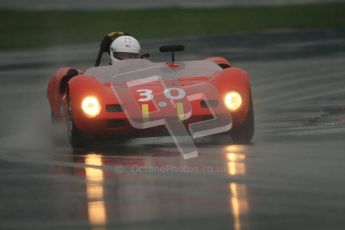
{"left": 1, "top": 1, "right": 345, "bottom": 230}
{"left": 0, "top": 0, "right": 344, "bottom": 50}
{"left": 1, "top": 0, "right": 344, "bottom": 9}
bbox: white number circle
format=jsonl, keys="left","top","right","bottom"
{"left": 164, "top": 88, "right": 186, "bottom": 100}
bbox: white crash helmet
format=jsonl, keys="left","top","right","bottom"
{"left": 110, "top": 35, "right": 141, "bottom": 63}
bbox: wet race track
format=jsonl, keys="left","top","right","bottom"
{"left": 0, "top": 29, "right": 345, "bottom": 229}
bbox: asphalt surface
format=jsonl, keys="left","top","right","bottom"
{"left": 0, "top": 28, "right": 345, "bottom": 230}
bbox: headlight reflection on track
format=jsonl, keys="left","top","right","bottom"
{"left": 85, "top": 154, "right": 107, "bottom": 226}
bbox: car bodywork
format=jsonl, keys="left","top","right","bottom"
{"left": 47, "top": 56, "right": 254, "bottom": 148}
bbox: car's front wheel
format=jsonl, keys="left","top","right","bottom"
{"left": 66, "top": 93, "right": 93, "bottom": 149}
{"left": 229, "top": 92, "right": 254, "bottom": 144}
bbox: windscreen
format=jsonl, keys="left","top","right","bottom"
{"left": 85, "top": 59, "right": 222, "bottom": 83}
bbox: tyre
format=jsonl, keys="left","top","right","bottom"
{"left": 229, "top": 91, "right": 254, "bottom": 144}
{"left": 66, "top": 92, "right": 93, "bottom": 149}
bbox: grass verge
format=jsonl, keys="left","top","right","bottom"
{"left": 1, "top": 3, "right": 345, "bottom": 49}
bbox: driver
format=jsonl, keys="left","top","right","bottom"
{"left": 94, "top": 32, "right": 141, "bottom": 66}
{"left": 109, "top": 35, "right": 141, "bottom": 64}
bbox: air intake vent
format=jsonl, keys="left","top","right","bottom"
{"left": 218, "top": 63, "right": 231, "bottom": 69}
{"left": 200, "top": 100, "right": 218, "bottom": 108}
{"left": 106, "top": 104, "right": 123, "bottom": 112}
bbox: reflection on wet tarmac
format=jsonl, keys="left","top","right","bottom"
{"left": 226, "top": 145, "right": 249, "bottom": 230}
{"left": 71, "top": 144, "right": 250, "bottom": 229}
{"left": 85, "top": 153, "right": 107, "bottom": 230}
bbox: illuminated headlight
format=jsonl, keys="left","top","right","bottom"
{"left": 224, "top": 91, "right": 242, "bottom": 111}
{"left": 81, "top": 96, "right": 101, "bottom": 118}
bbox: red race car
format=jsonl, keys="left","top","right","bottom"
{"left": 47, "top": 45, "right": 254, "bottom": 148}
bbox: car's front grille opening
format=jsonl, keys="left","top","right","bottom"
{"left": 108, "top": 120, "right": 126, "bottom": 128}
{"left": 200, "top": 100, "right": 218, "bottom": 108}
{"left": 106, "top": 104, "right": 123, "bottom": 112}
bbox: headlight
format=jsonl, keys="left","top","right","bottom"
{"left": 81, "top": 96, "right": 101, "bottom": 118}
{"left": 224, "top": 91, "right": 242, "bottom": 111}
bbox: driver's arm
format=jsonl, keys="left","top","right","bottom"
{"left": 95, "top": 31, "right": 128, "bottom": 66}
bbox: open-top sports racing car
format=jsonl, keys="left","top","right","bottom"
{"left": 47, "top": 45, "right": 254, "bottom": 149}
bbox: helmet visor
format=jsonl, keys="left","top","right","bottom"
{"left": 113, "top": 52, "right": 140, "bottom": 60}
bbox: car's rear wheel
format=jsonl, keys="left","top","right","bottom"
{"left": 229, "top": 91, "right": 254, "bottom": 144}
{"left": 66, "top": 92, "right": 93, "bottom": 149}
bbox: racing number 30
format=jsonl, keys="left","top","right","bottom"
{"left": 137, "top": 88, "right": 186, "bottom": 102}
